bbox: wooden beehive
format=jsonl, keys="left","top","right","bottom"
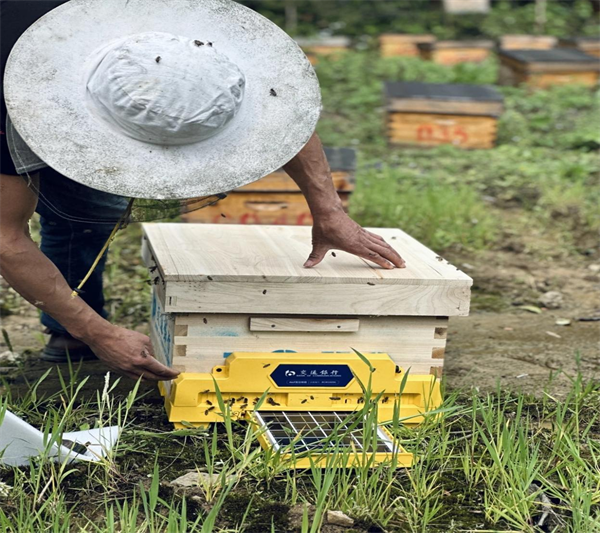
{"left": 385, "top": 81, "right": 504, "bottom": 149}
{"left": 295, "top": 36, "right": 351, "bottom": 65}
{"left": 559, "top": 37, "right": 600, "bottom": 59}
{"left": 182, "top": 147, "right": 356, "bottom": 225}
{"left": 498, "top": 48, "right": 600, "bottom": 88}
{"left": 499, "top": 35, "right": 557, "bottom": 50}
{"left": 418, "top": 39, "right": 494, "bottom": 65}
{"left": 142, "top": 224, "right": 472, "bottom": 379}
{"left": 379, "top": 34, "right": 436, "bottom": 58}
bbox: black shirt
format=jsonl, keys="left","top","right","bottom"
{"left": 1, "top": 1, "right": 67, "bottom": 173}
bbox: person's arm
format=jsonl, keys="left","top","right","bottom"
{"left": 283, "top": 133, "right": 405, "bottom": 269}
{"left": 0, "top": 173, "right": 178, "bottom": 381}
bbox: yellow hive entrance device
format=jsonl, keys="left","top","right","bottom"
{"left": 142, "top": 224, "right": 471, "bottom": 468}
{"left": 161, "top": 351, "right": 441, "bottom": 468}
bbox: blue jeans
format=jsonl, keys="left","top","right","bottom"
{"left": 35, "top": 167, "right": 129, "bottom": 334}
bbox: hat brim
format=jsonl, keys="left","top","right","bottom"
{"left": 4, "top": 0, "right": 321, "bottom": 199}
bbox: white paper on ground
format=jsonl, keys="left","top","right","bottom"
{"left": 0, "top": 410, "right": 120, "bottom": 466}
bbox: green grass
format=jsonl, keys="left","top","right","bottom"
{"left": 1, "top": 364, "right": 599, "bottom": 532}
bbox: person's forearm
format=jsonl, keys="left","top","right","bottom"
{"left": 283, "top": 133, "right": 344, "bottom": 218}
{"left": 0, "top": 232, "right": 110, "bottom": 342}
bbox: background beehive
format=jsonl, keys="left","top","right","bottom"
{"left": 385, "top": 81, "right": 504, "bottom": 149}
{"left": 379, "top": 34, "right": 436, "bottom": 57}
{"left": 559, "top": 37, "right": 600, "bottom": 59}
{"left": 499, "top": 35, "right": 557, "bottom": 50}
{"left": 142, "top": 224, "right": 472, "bottom": 380}
{"left": 418, "top": 39, "right": 494, "bottom": 65}
{"left": 295, "top": 36, "right": 351, "bottom": 64}
{"left": 182, "top": 147, "right": 356, "bottom": 225}
{"left": 498, "top": 48, "right": 600, "bottom": 88}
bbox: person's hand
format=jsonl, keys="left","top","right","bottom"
{"left": 86, "top": 324, "right": 180, "bottom": 381}
{"left": 305, "top": 210, "right": 406, "bottom": 269}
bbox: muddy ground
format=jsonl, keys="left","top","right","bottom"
{"left": 1, "top": 245, "right": 598, "bottom": 399}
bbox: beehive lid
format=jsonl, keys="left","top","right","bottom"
{"left": 142, "top": 224, "right": 472, "bottom": 317}
{"left": 500, "top": 48, "right": 599, "bottom": 64}
{"left": 385, "top": 81, "right": 504, "bottom": 117}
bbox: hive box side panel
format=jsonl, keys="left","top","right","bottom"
{"left": 387, "top": 112, "right": 498, "bottom": 149}
{"left": 170, "top": 314, "right": 448, "bottom": 376}
{"left": 164, "top": 281, "right": 470, "bottom": 317}
{"left": 181, "top": 190, "right": 351, "bottom": 226}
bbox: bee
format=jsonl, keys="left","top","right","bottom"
{"left": 435, "top": 256, "right": 443, "bottom": 262}
{"left": 381, "top": 397, "right": 389, "bottom": 404}
{"left": 155, "top": 56, "right": 161, "bottom": 63}
{"left": 207, "top": 276, "right": 213, "bottom": 281}
{"left": 329, "top": 397, "right": 341, "bottom": 401}
{"left": 204, "top": 406, "right": 215, "bottom": 415}
{"left": 357, "top": 397, "right": 365, "bottom": 404}
{"left": 367, "top": 282, "right": 375, "bottom": 286}
{"left": 236, "top": 396, "right": 245, "bottom": 402}
{"left": 203, "top": 318, "right": 208, "bottom": 324}
{"left": 331, "top": 252, "right": 336, "bottom": 257}
{"left": 202, "top": 389, "right": 210, "bottom": 394}
{"left": 194, "top": 40, "right": 204, "bottom": 46}
{"left": 267, "top": 397, "right": 280, "bottom": 406}
{"left": 220, "top": 213, "right": 226, "bottom": 218}
{"left": 263, "top": 363, "right": 271, "bottom": 368}
{"left": 149, "top": 266, "right": 158, "bottom": 273}
{"left": 262, "top": 290, "right": 267, "bottom": 295}
{"left": 153, "top": 277, "right": 160, "bottom": 285}
{"left": 240, "top": 403, "right": 248, "bottom": 410}
{"left": 253, "top": 397, "right": 260, "bottom": 404}
{"left": 301, "top": 399, "right": 308, "bottom": 404}
{"left": 310, "top": 396, "right": 314, "bottom": 400}
{"left": 207, "top": 42, "right": 213, "bottom": 47}
{"left": 270, "top": 88, "right": 277, "bottom": 97}
{"left": 206, "top": 400, "right": 213, "bottom": 406}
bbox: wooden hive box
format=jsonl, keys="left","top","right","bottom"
{"left": 295, "top": 36, "right": 351, "bottom": 65}
{"left": 385, "top": 81, "right": 504, "bottom": 149}
{"left": 417, "top": 39, "right": 494, "bottom": 65}
{"left": 379, "top": 34, "right": 436, "bottom": 58}
{"left": 182, "top": 147, "right": 356, "bottom": 225}
{"left": 142, "top": 224, "right": 472, "bottom": 381}
{"left": 559, "top": 37, "right": 600, "bottom": 59}
{"left": 498, "top": 48, "right": 600, "bottom": 88}
{"left": 499, "top": 35, "right": 557, "bottom": 50}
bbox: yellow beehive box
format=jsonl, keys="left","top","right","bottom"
{"left": 418, "top": 39, "right": 494, "bottom": 65}
{"left": 499, "top": 48, "right": 600, "bottom": 88}
{"left": 385, "top": 81, "right": 504, "bottom": 149}
{"left": 295, "top": 36, "right": 351, "bottom": 65}
{"left": 379, "top": 34, "right": 436, "bottom": 58}
{"left": 182, "top": 147, "right": 355, "bottom": 225}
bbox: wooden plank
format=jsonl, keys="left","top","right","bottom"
{"left": 182, "top": 191, "right": 351, "bottom": 225}
{"left": 142, "top": 224, "right": 473, "bottom": 286}
{"left": 250, "top": 317, "right": 360, "bottom": 332}
{"left": 236, "top": 171, "right": 354, "bottom": 193}
{"left": 164, "top": 281, "right": 470, "bottom": 316}
{"left": 429, "top": 48, "right": 491, "bottom": 65}
{"left": 499, "top": 35, "right": 557, "bottom": 50}
{"left": 387, "top": 98, "right": 504, "bottom": 117}
{"left": 165, "top": 315, "right": 449, "bottom": 374}
{"left": 387, "top": 113, "right": 497, "bottom": 149}
{"left": 379, "top": 34, "right": 435, "bottom": 58}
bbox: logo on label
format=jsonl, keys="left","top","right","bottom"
{"left": 270, "top": 364, "right": 354, "bottom": 388}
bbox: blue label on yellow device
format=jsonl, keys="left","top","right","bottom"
{"left": 270, "top": 364, "right": 354, "bottom": 388}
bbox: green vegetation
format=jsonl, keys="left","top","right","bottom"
{"left": 313, "top": 52, "right": 600, "bottom": 253}
{"left": 241, "top": 0, "right": 599, "bottom": 40}
{"left": 1, "top": 365, "right": 598, "bottom": 532}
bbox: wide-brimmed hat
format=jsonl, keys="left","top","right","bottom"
{"left": 4, "top": 0, "right": 321, "bottom": 199}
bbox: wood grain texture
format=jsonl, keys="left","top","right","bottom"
{"left": 250, "top": 317, "right": 360, "bottom": 332}
{"left": 142, "top": 225, "right": 471, "bottom": 317}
